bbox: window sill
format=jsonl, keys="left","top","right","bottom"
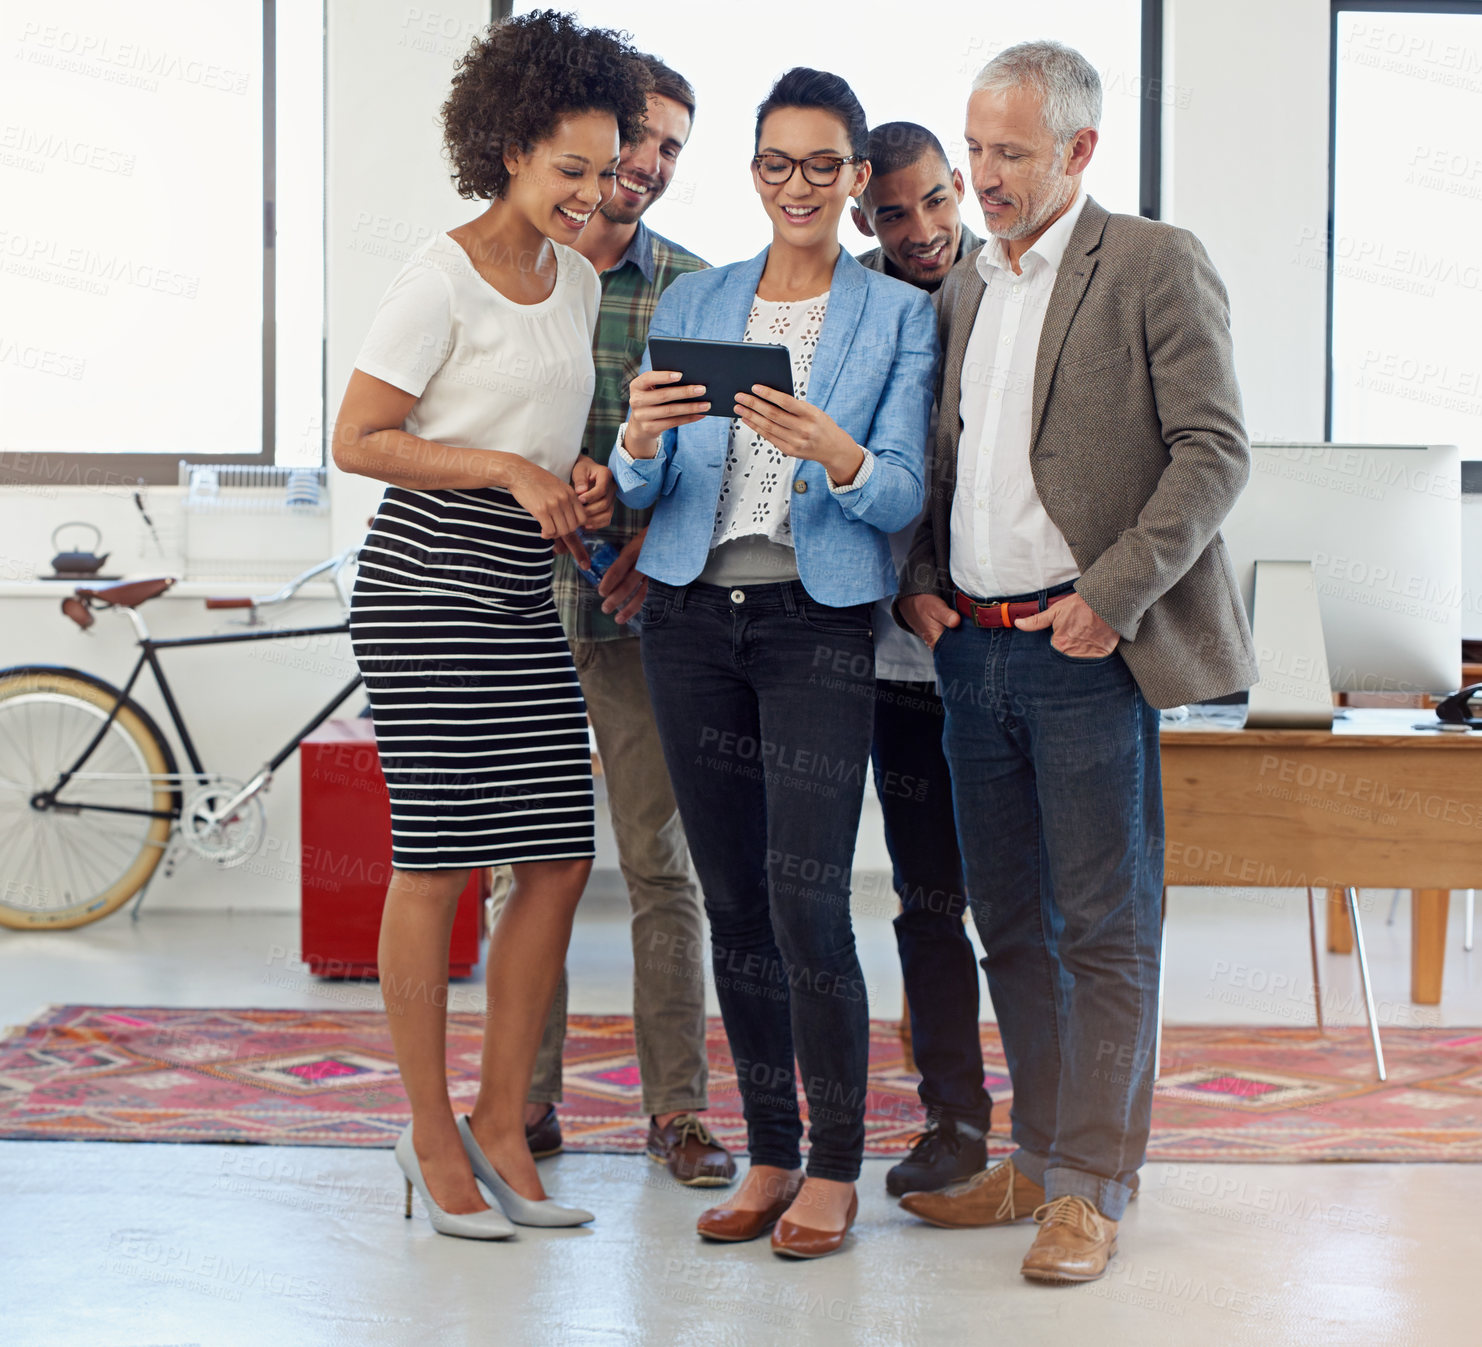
{"left": 0, "top": 578, "right": 340, "bottom": 601}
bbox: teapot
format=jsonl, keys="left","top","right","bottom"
{"left": 50, "top": 522, "right": 110, "bottom": 577}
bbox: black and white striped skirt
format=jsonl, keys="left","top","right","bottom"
{"left": 348, "top": 485, "right": 594, "bottom": 870}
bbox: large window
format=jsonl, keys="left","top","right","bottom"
{"left": 1329, "top": 2, "right": 1482, "bottom": 460}
{"left": 0, "top": 1, "right": 325, "bottom": 484}
{"left": 513, "top": 1, "right": 1154, "bottom": 266}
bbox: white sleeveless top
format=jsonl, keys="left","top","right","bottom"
{"left": 354, "top": 233, "right": 601, "bottom": 480}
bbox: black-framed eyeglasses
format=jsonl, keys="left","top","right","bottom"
{"left": 752, "top": 153, "right": 862, "bottom": 187}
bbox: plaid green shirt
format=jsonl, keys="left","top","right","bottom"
{"left": 554, "top": 222, "right": 708, "bottom": 643}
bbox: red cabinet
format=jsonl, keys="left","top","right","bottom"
{"left": 299, "top": 718, "right": 485, "bottom": 978}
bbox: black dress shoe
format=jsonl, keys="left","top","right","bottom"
{"left": 525, "top": 1104, "right": 563, "bottom": 1159}
{"left": 885, "top": 1113, "right": 988, "bottom": 1197}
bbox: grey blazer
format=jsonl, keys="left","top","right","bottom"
{"left": 897, "top": 196, "right": 1259, "bottom": 709}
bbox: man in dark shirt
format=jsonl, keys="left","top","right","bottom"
{"left": 854, "top": 123, "right": 983, "bottom": 290}
{"left": 852, "top": 122, "right": 990, "bottom": 1196}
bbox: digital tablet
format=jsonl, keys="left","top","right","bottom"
{"left": 647, "top": 337, "right": 794, "bottom": 417}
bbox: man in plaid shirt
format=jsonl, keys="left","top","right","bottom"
{"left": 537, "top": 55, "right": 734, "bottom": 1186}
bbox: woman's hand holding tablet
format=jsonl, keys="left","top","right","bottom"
{"left": 623, "top": 370, "right": 711, "bottom": 459}
{"left": 733, "top": 386, "right": 867, "bottom": 487}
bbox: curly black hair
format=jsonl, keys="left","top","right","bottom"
{"left": 441, "top": 10, "right": 652, "bottom": 201}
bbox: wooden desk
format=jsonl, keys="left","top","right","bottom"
{"left": 1160, "top": 708, "right": 1479, "bottom": 1003}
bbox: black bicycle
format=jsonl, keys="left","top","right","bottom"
{"left": 0, "top": 549, "right": 364, "bottom": 929}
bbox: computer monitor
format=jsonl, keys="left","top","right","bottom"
{"left": 1219, "top": 443, "right": 1461, "bottom": 707}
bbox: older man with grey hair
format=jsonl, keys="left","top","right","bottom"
{"left": 895, "top": 41, "right": 1257, "bottom": 1282}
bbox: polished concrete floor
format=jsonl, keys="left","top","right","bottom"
{"left": 2, "top": 886, "right": 1478, "bottom": 1346}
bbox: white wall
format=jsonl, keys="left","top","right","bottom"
{"left": 0, "top": 2, "right": 1470, "bottom": 914}
{"left": 1163, "top": 1, "right": 1481, "bottom": 639}
{"left": 323, "top": 0, "right": 491, "bottom": 552}
{"left": 1163, "top": 0, "right": 1331, "bottom": 442}
{"left": 0, "top": 0, "right": 620, "bottom": 916}
{"left": 3, "top": 581, "right": 356, "bottom": 912}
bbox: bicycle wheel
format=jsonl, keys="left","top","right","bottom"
{"left": 0, "top": 667, "right": 177, "bottom": 929}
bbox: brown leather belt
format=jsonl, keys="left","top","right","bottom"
{"left": 954, "top": 582, "right": 1076, "bottom": 630}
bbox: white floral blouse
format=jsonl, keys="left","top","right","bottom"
{"left": 709, "top": 290, "right": 829, "bottom": 549}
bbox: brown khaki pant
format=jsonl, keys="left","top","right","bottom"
{"left": 489, "top": 636, "right": 709, "bottom": 1117}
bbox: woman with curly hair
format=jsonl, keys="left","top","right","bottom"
{"left": 332, "top": 10, "right": 650, "bottom": 1239}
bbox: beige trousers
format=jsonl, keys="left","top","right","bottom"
{"left": 488, "top": 637, "right": 709, "bottom": 1116}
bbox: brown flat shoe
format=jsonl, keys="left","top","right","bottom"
{"left": 900, "top": 1157, "right": 1044, "bottom": 1228}
{"left": 697, "top": 1173, "right": 803, "bottom": 1242}
{"left": 771, "top": 1190, "right": 859, "bottom": 1260}
{"left": 647, "top": 1113, "right": 737, "bottom": 1187}
{"left": 1020, "top": 1196, "right": 1118, "bottom": 1283}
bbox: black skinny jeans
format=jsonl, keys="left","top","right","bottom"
{"left": 639, "top": 576, "right": 874, "bottom": 1182}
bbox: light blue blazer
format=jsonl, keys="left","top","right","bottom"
{"left": 613, "top": 246, "right": 937, "bottom": 607}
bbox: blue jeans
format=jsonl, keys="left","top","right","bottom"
{"left": 872, "top": 679, "right": 991, "bottom": 1131}
{"left": 639, "top": 577, "right": 875, "bottom": 1182}
{"left": 934, "top": 623, "right": 1163, "bottom": 1220}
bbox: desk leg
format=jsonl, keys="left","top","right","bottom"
{"left": 1306, "top": 889, "right": 1325, "bottom": 1033}
{"left": 1327, "top": 887, "right": 1354, "bottom": 954}
{"left": 1411, "top": 889, "right": 1450, "bottom": 1005}
{"left": 1346, "top": 887, "right": 1386, "bottom": 1082}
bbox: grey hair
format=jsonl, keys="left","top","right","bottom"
{"left": 970, "top": 40, "right": 1102, "bottom": 146}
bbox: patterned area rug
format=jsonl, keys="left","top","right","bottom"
{"left": 2, "top": 1006, "right": 1480, "bottom": 1160}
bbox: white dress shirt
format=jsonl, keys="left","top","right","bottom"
{"left": 949, "top": 191, "right": 1087, "bottom": 600}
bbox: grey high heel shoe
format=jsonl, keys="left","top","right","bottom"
{"left": 395, "top": 1124, "right": 515, "bottom": 1239}
{"left": 456, "top": 1114, "right": 594, "bottom": 1226}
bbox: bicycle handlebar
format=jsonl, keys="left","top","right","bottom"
{"left": 200, "top": 546, "right": 360, "bottom": 615}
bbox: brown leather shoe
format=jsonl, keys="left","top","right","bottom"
{"left": 697, "top": 1173, "right": 803, "bottom": 1242}
{"left": 899, "top": 1157, "right": 1044, "bottom": 1228}
{"left": 771, "top": 1189, "right": 859, "bottom": 1260}
{"left": 1020, "top": 1196, "right": 1118, "bottom": 1283}
{"left": 647, "top": 1113, "right": 737, "bottom": 1187}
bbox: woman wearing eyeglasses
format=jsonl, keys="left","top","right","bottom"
{"left": 613, "top": 67, "right": 938, "bottom": 1259}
